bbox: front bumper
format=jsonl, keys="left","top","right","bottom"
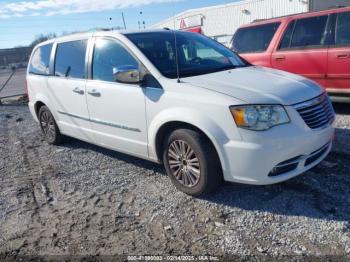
{"left": 221, "top": 106, "right": 335, "bottom": 185}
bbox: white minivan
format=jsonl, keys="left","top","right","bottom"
{"left": 27, "top": 29, "right": 335, "bottom": 196}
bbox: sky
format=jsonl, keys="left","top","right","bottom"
{"left": 0, "top": 0, "right": 238, "bottom": 49}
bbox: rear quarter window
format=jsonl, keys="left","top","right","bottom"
{"left": 232, "top": 22, "right": 280, "bottom": 53}
{"left": 29, "top": 44, "right": 53, "bottom": 76}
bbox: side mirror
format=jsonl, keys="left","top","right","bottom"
{"left": 113, "top": 66, "right": 141, "bottom": 84}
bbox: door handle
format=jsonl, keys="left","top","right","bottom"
{"left": 336, "top": 53, "right": 350, "bottom": 59}
{"left": 87, "top": 89, "right": 101, "bottom": 97}
{"left": 73, "top": 87, "right": 84, "bottom": 95}
{"left": 275, "top": 55, "right": 286, "bottom": 61}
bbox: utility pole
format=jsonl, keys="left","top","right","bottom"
{"left": 121, "top": 12, "right": 126, "bottom": 29}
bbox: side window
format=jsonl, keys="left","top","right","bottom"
{"left": 181, "top": 40, "right": 223, "bottom": 61}
{"left": 335, "top": 12, "right": 350, "bottom": 46}
{"left": 92, "top": 38, "right": 139, "bottom": 82}
{"left": 29, "top": 44, "right": 52, "bottom": 75}
{"left": 54, "top": 40, "right": 87, "bottom": 79}
{"left": 232, "top": 22, "right": 280, "bottom": 53}
{"left": 279, "top": 21, "right": 295, "bottom": 50}
{"left": 290, "top": 15, "right": 328, "bottom": 48}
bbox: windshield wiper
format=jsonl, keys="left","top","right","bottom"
{"left": 176, "top": 66, "right": 234, "bottom": 78}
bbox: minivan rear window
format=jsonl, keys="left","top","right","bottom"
{"left": 54, "top": 40, "right": 87, "bottom": 79}
{"left": 29, "top": 44, "right": 52, "bottom": 76}
{"left": 231, "top": 22, "right": 280, "bottom": 53}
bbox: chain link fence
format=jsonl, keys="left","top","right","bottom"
{"left": 0, "top": 46, "right": 31, "bottom": 102}
{"left": 0, "top": 68, "right": 27, "bottom": 102}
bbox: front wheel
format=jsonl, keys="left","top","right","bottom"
{"left": 38, "top": 106, "right": 64, "bottom": 145}
{"left": 163, "top": 129, "right": 222, "bottom": 196}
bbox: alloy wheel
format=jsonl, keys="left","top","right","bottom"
{"left": 40, "top": 110, "right": 56, "bottom": 141}
{"left": 167, "top": 140, "right": 201, "bottom": 188}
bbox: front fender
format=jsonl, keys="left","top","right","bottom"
{"left": 147, "top": 107, "right": 241, "bottom": 175}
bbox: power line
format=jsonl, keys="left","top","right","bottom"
{"left": 0, "top": 21, "right": 118, "bottom": 28}
{"left": 0, "top": 39, "right": 33, "bottom": 42}
{"left": 0, "top": 15, "right": 120, "bottom": 22}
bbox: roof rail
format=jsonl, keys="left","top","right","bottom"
{"left": 250, "top": 6, "right": 349, "bottom": 23}
{"left": 97, "top": 28, "right": 113, "bottom": 31}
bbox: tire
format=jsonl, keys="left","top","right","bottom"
{"left": 38, "top": 106, "right": 64, "bottom": 145}
{"left": 163, "top": 128, "right": 222, "bottom": 196}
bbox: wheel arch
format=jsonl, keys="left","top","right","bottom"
{"left": 32, "top": 93, "right": 56, "bottom": 119}
{"left": 151, "top": 118, "right": 229, "bottom": 175}
{"left": 34, "top": 101, "right": 46, "bottom": 118}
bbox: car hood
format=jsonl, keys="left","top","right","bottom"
{"left": 184, "top": 66, "right": 323, "bottom": 105}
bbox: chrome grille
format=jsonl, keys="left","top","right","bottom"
{"left": 294, "top": 93, "right": 335, "bottom": 130}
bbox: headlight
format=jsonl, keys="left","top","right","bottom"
{"left": 230, "top": 105, "right": 290, "bottom": 131}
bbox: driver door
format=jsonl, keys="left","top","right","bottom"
{"left": 86, "top": 37, "right": 148, "bottom": 158}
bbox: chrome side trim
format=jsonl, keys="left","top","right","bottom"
{"left": 329, "top": 96, "right": 350, "bottom": 103}
{"left": 58, "top": 110, "right": 88, "bottom": 121}
{"left": 327, "top": 88, "right": 350, "bottom": 94}
{"left": 90, "top": 118, "right": 141, "bottom": 132}
{"left": 57, "top": 111, "right": 141, "bottom": 132}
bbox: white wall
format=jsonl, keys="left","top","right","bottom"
{"left": 311, "top": 0, "right": 350, "bottom": 11}
{"left": 152, "top": 0, "right": 309, "bottom": 45}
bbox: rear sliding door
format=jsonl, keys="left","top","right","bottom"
{"left": 48, "top": 39, "right": 93, "bottom": 142}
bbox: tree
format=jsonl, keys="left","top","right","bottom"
{"left": 30, "top": 33, "right": 57, "bottom": 47}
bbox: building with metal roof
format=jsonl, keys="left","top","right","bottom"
{"left": 151, "top": 0, "right": 350, "bottom": 45}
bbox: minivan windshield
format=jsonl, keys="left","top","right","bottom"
{"left": 125, "top": 31, "right": 248, "bottom": 79}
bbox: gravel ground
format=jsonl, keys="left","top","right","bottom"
{"left": 0, "top": 103, "right": 349, "bottom": 260}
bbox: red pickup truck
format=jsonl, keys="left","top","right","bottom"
{"left": 230, "top": 7, "right": 350, "bottom": 102}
